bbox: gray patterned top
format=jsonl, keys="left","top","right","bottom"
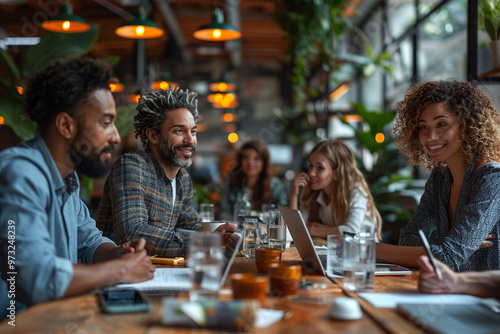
{"left": 399, "top": 162, "right": 500, "bottom": 272}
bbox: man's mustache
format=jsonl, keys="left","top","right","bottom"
{"left": 173, "top": 143, "right": 196, "bottom": 151}
{"left": 100, "top": 145, "right": 115, "bottom": 154}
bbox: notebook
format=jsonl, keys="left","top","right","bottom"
{"left": 278, "top": 205, "right": 412, "bottom": 277}
{"left": 116, "top": 230, "right": 243, "bottom": 291}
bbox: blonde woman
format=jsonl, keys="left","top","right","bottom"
{"left": 289, "top": 140, "right": 382, "bottom": 240}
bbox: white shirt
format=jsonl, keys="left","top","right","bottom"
{"left": 169, "top": 177, "right": 177, "bottom": 204}
{"left": 300, "top": 184, "right": 377, "bottom": 238}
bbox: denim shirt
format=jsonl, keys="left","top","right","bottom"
{"left": 0, "top": 134, "right": 114, "bottom": 315}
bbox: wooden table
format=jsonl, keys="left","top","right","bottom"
{"left": 0, "top": 248, "right": 422, "bottom": 333}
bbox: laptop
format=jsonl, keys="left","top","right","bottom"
{"left": 397, "top": 303, "right": 500, "bottom": 334}
{"left": 116, "top": 230, "right": 243, "bottom": 292}
{"left": 278, "top": 205, "right": 412, "bottom": 277}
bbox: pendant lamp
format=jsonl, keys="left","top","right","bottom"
{"left": 209, "top": 72, "right": 237, "bottom": 92}
{"left": 41, "top": 0, "right": 90, "bottom": 33}
{"left": 193, "top": 8, "right": 241, "bottom": 42}
{"left": 151, "top": 74, "right": 178, "bottom": 90}
{"left": 115, "top": 6, "right": 164, "bottom": 39}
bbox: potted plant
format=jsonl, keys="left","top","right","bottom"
{"left": 479, "top": 0, "right": 500, "bottom": 68}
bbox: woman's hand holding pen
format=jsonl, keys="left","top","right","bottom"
{"left": 418, "top": 255, "right": 457, "bottom": 294}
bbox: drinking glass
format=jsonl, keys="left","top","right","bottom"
{"left": 187, "top": 232, "right": 223, "bottom": 301}
{"left": 342, "top": 233, "right": 375, "bottom": 291}
{"left": 327, "top": 234, "right": 344, "bottom": 277}
{"left": 242, "top": 217, "right": 259, "bottom": 258}
{"left": 268, "top": 211, "right": 286, "bottom": 252}
{"left": 199, "top": 203, "right": 215, "bottom": 222}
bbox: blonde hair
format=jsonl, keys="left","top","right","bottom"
{"left": 299, "top": 140, "right": 382, "bottom": 239}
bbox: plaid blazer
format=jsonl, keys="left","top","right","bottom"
{"left": 95, "top": 148, "right": 201, "bottom": 256}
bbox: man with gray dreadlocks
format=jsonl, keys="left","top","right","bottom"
{"left": 95, "top": 86, "right": 236, "bottom": 256}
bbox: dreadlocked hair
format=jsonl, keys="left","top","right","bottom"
{"left": 134, "top": 86, "right": 199, "bottom": 147}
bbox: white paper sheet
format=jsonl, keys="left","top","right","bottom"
{"left": 359, "top": 292, "right": 482, "bottom": 308}
{"left": 117, "top": 268, "right": 192, "bottom": 291}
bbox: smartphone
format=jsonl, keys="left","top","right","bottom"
{"left": 98, "top": 289, "right": 151, "bottom": 314}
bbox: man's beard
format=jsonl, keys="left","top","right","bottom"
{"left": 68, "top": 134, "right": 115, "bottom": 178}
{"left": 158, "top": 135, "right": 195, "bottom": 169}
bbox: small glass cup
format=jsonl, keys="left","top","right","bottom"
{"left": 342, "top": 233, "right": 375, "bottom": 291}
{"left": 199, "top": 203, "right": 215, "bottom": 222}
{"left": 242, "top": 217, "right": 260, "bottom": 258}
{"left": 187, "top": 232, "right": 223, "bottom": 301}
{"left": 268, "top": 211, "right": 286, "bottom": 252}
{"left": 327, "top": 234, "right": 344, "bottom": 277}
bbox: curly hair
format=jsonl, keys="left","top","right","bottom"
{"left": 393, "top": 80, "right": 500, "bottom": 170}
{"left": 134, "top": 86, "right": 199, "bottom": 147}
{"left": 230, "top": 139, "right": 273, "bottom": 211}
{"left": 299, "top": 140, "right": 382, "bottom": 240}
{"left": 24, "top": 57, "right": 112, "bottom": 131}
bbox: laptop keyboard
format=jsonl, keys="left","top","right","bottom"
{"left": 318, "top": 254, "right": 327, "bottom": 269}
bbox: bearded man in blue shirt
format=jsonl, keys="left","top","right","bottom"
{"left": 0, "top": 57, "right": 155, "bottom": 317}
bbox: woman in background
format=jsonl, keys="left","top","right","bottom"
{"left": 219, "top": 139, "right": 288, "bottom": 220}
{"left": 377, "top": 80, "right": 500, "bottom": 271}
{"left": 289, "top": 139, "right": 382, "bottom": 240}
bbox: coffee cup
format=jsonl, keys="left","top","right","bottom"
{"left": 231, "top": 273, "right": 268, "bottom": 303}
{"left": 269, "top": 263, "right": 301, "bottom": 296}
{"left": 255, "top": 248, "right": 282, "bottom": 273}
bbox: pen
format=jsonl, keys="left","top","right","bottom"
{"left": 418, "top": 229, "right": 442, "bottom": 281}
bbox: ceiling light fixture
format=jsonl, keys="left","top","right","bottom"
{"left": 193, "top": 8, "right": 241, "bottom": 42}
{"left": 151, "top": 74, "right": 178, "bottom": 90}
{"left": 41, "top": 0, "right": 90, "bottom": 33}
{"left": 115, "top": 6, "right": 164, "bottom": 39}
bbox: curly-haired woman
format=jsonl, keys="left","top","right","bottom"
{"left": 377, "top": 80, "right": 500, "bottom": 271}
{"left": 289, "top": 140, "right": 382, "bottom": 241}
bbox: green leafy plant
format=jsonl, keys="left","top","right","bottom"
{"left": 479, "top": 0, "right": 500, "bottom": 41}
{"left": 273, "top": 1, "right": 393, "bottom": 112}
{"left": 273, "top": 0, "right": 353, "bottom": 110}
{"left": 0, "top": 25, "right": 137, "bottom": 203}
{"left": 0, "top": 24, "right": 100, "bottom": 141}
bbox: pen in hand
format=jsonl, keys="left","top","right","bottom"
{"left": 418, "top": 229, "right": 442, "bottom": 281}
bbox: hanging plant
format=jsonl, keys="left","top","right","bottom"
{"left": 273, "top": 0, "right": 354, "bottom": 112}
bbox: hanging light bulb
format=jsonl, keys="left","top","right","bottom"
{"left": 115, "top": 6, "right": 164, "bottom": 39}
{"left": 193, "top": 8, "right": 241, "bottom": 42}
{"left": 151, "top": 73, "right": 178, "bottom": 90}
{"left": 41, "top": 0, "right": 90, "bottom": 33}
{"left": 209, "top": 72, "right": 237, "bottom": 92}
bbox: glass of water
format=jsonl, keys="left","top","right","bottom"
{"left": 327, "top": 234, "right": 344, "bottom": 276}
{"left": 199, "top": 203, "right": 215, "bottom": 222}
{"left": 187, "top": 232, "right": 223, "bottom": 302}
{"left": 268, "top": 211, "right": 286, "bottom": 252}
{"left": 342, "top": 233, "right": 375, "bottom": 291}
